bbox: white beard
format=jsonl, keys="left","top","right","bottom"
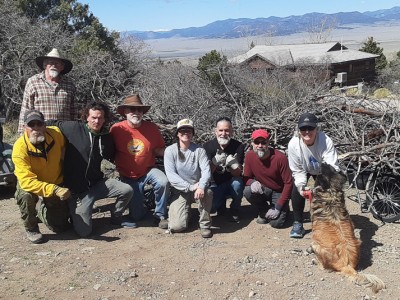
{"left": 127, "top": 114, "right": 142, "bottom": 125}
{"left": 256, "top": 149, "right": 266, "bottom": 158}
{"left": 217, "top": 136, "right": 231, "bottom": 146}
{"left": 48, "top": 69, "right": 59, "bottom": 79}
{"left": 29, "top": 134, "right": 45, "bottom": 145}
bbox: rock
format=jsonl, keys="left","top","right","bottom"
{"left": 93, "top": 284, "right": 101, "bottom": 291}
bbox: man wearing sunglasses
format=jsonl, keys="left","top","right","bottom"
{"left": 110, "top": 95, "right": 170, "bottom": 230}
{"left": 287, "top": 112, "right": 339, "bottom": 238}
{"left": 243, "top": 129, "right": 293, "bottom": 228}
{"left": 12, "top": 110, "right": 71, "bottom": 243}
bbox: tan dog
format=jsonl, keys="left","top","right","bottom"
{"left": 311, "top": 163, "right": 385, "bottom": 293}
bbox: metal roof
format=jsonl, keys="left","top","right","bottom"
{"left": 229, "top": 42, "right": 379, "bottom": 67}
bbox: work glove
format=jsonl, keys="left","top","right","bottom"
{"left": 212, "top": 149, "right": 227, "bottom": 167}
{"left": 225, "top": 154, "right": 240, "bottom": 171}
{"left": 250, "top": 180, "right": 263, "bottom": 194}
{"left": 54, "top": 185, "right": 71, "bottom": 201}
{"left": 265, "top": 208, "right": 280, "bottom": 219}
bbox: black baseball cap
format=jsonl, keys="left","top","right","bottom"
{"left": 24, "top": 110, "right": 45, "bottom": 125}
{"left": 298, "top": 113, "right": 318, "bottom": 128}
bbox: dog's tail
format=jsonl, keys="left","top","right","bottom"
{"left": 341, "top": 266, "right": 386, "bottom": 293}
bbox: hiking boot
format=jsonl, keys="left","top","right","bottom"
{"left": 290, "top": 221, "right": 306, "bottom": 238}
{"left": 153, "top": 217, "right": 169, "bottom": 229}
{"left": 111, "top": 216, "right": 137, "bottom": 229}
{"left": 26, "top": 227, "right": 44, "bottom": 244}
{"left": 256, "top": 216, "right": 268, "bottom": 224}
{"left": 200, "top": 228, "right": 213, "bottom": 238}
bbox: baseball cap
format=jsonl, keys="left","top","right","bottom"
{"left": 298, "top": 113, "right": 318, "bottom": 129}
{"left": 24, "top": 110, "right": 45, "bottom": 125}
{"left": 176, "top": 118, "right": 194, "bottom": 132}
{"left": 251, "top": 129, "right": 270, "bottom": 140}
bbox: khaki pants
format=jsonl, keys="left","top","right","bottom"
{"left": 15, "top": 183, "right": 70, "bottom": 232}
{"left": 168, "top": 187, "right": 213, "bottom": 232}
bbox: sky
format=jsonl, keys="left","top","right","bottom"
{"left": 80, "top": 0, "right": 400, "bottom": 32}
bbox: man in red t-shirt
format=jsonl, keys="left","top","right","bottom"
{"left": 243, "top": 129, "right": 293, "bottom": 228}
{"left": 110, "top": 95, "right": 170, "bottom": 229}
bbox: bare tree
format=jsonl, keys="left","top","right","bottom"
{"left": 305, "top": 16, "right": 337, "bottom": 44}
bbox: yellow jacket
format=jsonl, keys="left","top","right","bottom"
{"left": 12, "top": 126, "right": 65, "bottom": 197}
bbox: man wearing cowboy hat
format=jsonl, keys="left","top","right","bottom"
{"left": 18, "top": 48, "right": 76, "bottom": 134}
{"left": 110, "top": 94, "right": 170, "bottom": 229}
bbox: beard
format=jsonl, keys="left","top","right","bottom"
{"left": 256, "top": 149, "right": 266, "bottom": 158}
{"left": 217, "top": 136, "right": 231, "bottom": 146}
{"left": 127, "top": 114, "right": 142, "bottom": 125}
{"left": 29, "top": 133, "right": 45, "bottom": 145}
{"left": 48, "top": 69, "right": 59, "bottom": 79}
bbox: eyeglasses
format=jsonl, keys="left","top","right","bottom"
{"left": 178, "top": 128, "right": 193, "bottom": 133}
{"left": 253, "top": 140, "right": 267, "bottom": 145}
{"left": 27, "top": 121, "right": 44, "bottom": 128}
{"left": 299, "top": 126, "right": 316, "bottom": 132}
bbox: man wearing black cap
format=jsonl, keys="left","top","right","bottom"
{"left": 287, "top": 112, "right": 339, "bottom": 238}
{"left": 18, "top": 48, "right": 76, "bottom": 133}
{"left": 12, "top": 109, "right": 71, "bottom": 243}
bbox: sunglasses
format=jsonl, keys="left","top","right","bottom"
{"left": 299, "top": 126, "right": 316, "bottom": 132}
{"left": 27, "top": 120, "right": 44, "bottom": 128}
{"left": 178, "top": 128, "right": 193, "bottom": 133}
{"left": 253, "top": 140, "right": 267, "bottom": 145}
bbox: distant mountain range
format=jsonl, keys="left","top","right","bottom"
{"left": 125, "top": 6, "right": 400, "bottom": 40}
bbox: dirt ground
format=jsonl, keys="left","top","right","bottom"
{"left": 0, "top": 186, "right": 399, "bottom": 300}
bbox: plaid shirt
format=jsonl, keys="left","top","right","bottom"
{"left": 18, "top": 72, "right": 77, "bottom": 133}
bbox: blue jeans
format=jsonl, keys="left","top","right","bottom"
{"left": 68, "top": 178, "right": 133, "bottom": 237}
{"left": 210, "top": 177, "right": 243, "bottom": 213}
{"left": 121, "top": 168, "right": 170, "bottom": 221}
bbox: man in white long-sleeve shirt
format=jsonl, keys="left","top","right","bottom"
{"left": 287, "top": 112, "right": 339, "bottom": 238}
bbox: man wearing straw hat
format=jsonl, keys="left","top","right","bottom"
{"left": 110, "top": 94, "right": 170, "bottom": 229}
{"left": 18, "top": 48, "right": 76, "bottom": 133}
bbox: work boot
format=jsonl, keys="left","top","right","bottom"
{"left": 200, "top": 228, "right": 213, "bottom": 238}
{"left": 26, "top": 226, "right": 44, "bottom": 244}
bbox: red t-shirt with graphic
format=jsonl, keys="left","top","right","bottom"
{"left": 110, "top": 120, "right": 165, "bottom": 179}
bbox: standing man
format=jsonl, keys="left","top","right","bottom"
{"left": 203, "top": 117, "right": 245, "bottom": 222}
{"left": 12, "top": 110, "right": 71, "bottom": 243}
{"left": 287, "top": 112, "right": 339, "bottom": 238}
{"left": 243, "top": 129, "right": 293, "bottom": 228}
{"left": 110, "top": 95, "right": 170, "bottom": 229}
{"left": 18, "top": 48, "right": 76, "bottom": 133}
{"left": 51, "top": 102, "right": 134, "bottom": 237}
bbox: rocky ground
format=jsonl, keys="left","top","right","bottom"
{"left": 0, "top": 186, "right": 399, "bottom": 300}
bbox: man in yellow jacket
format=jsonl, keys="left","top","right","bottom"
{"left": 12, "top": 110, "right": 71, "bottom": 243}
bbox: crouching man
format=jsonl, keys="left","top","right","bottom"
{"left": 51, "top": 102, "right": 134, "bottom": 237}
{"left": 12, "top": 110, "right": 71, "bottom": 243}
{"left": 243, "top": 129, "right": 293, "bottom": 228}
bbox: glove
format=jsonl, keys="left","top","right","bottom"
{"left": 225, "top": 154, "right": 240, "bottom": 170}
{"left": 212, "top": 149, "right": 227, "bottom": 166}
{"left": 54, "top": 185, "right": 71, "bottom": 200}
{"left": 265, "top": 208, "right": 280, "bottom": 219}
{"left": 250, "top": 180, "right": 263, "bottom": 194}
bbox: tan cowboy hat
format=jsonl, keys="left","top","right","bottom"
{"left": 117, "top": 94, "right": 151, "bottom": 116}
{"left": 35, "top": 48, "right": 73, "bottom": 75}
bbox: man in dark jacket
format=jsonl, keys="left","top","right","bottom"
{"left": 51, "top": 102, "right": 134, "bottom": 237}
